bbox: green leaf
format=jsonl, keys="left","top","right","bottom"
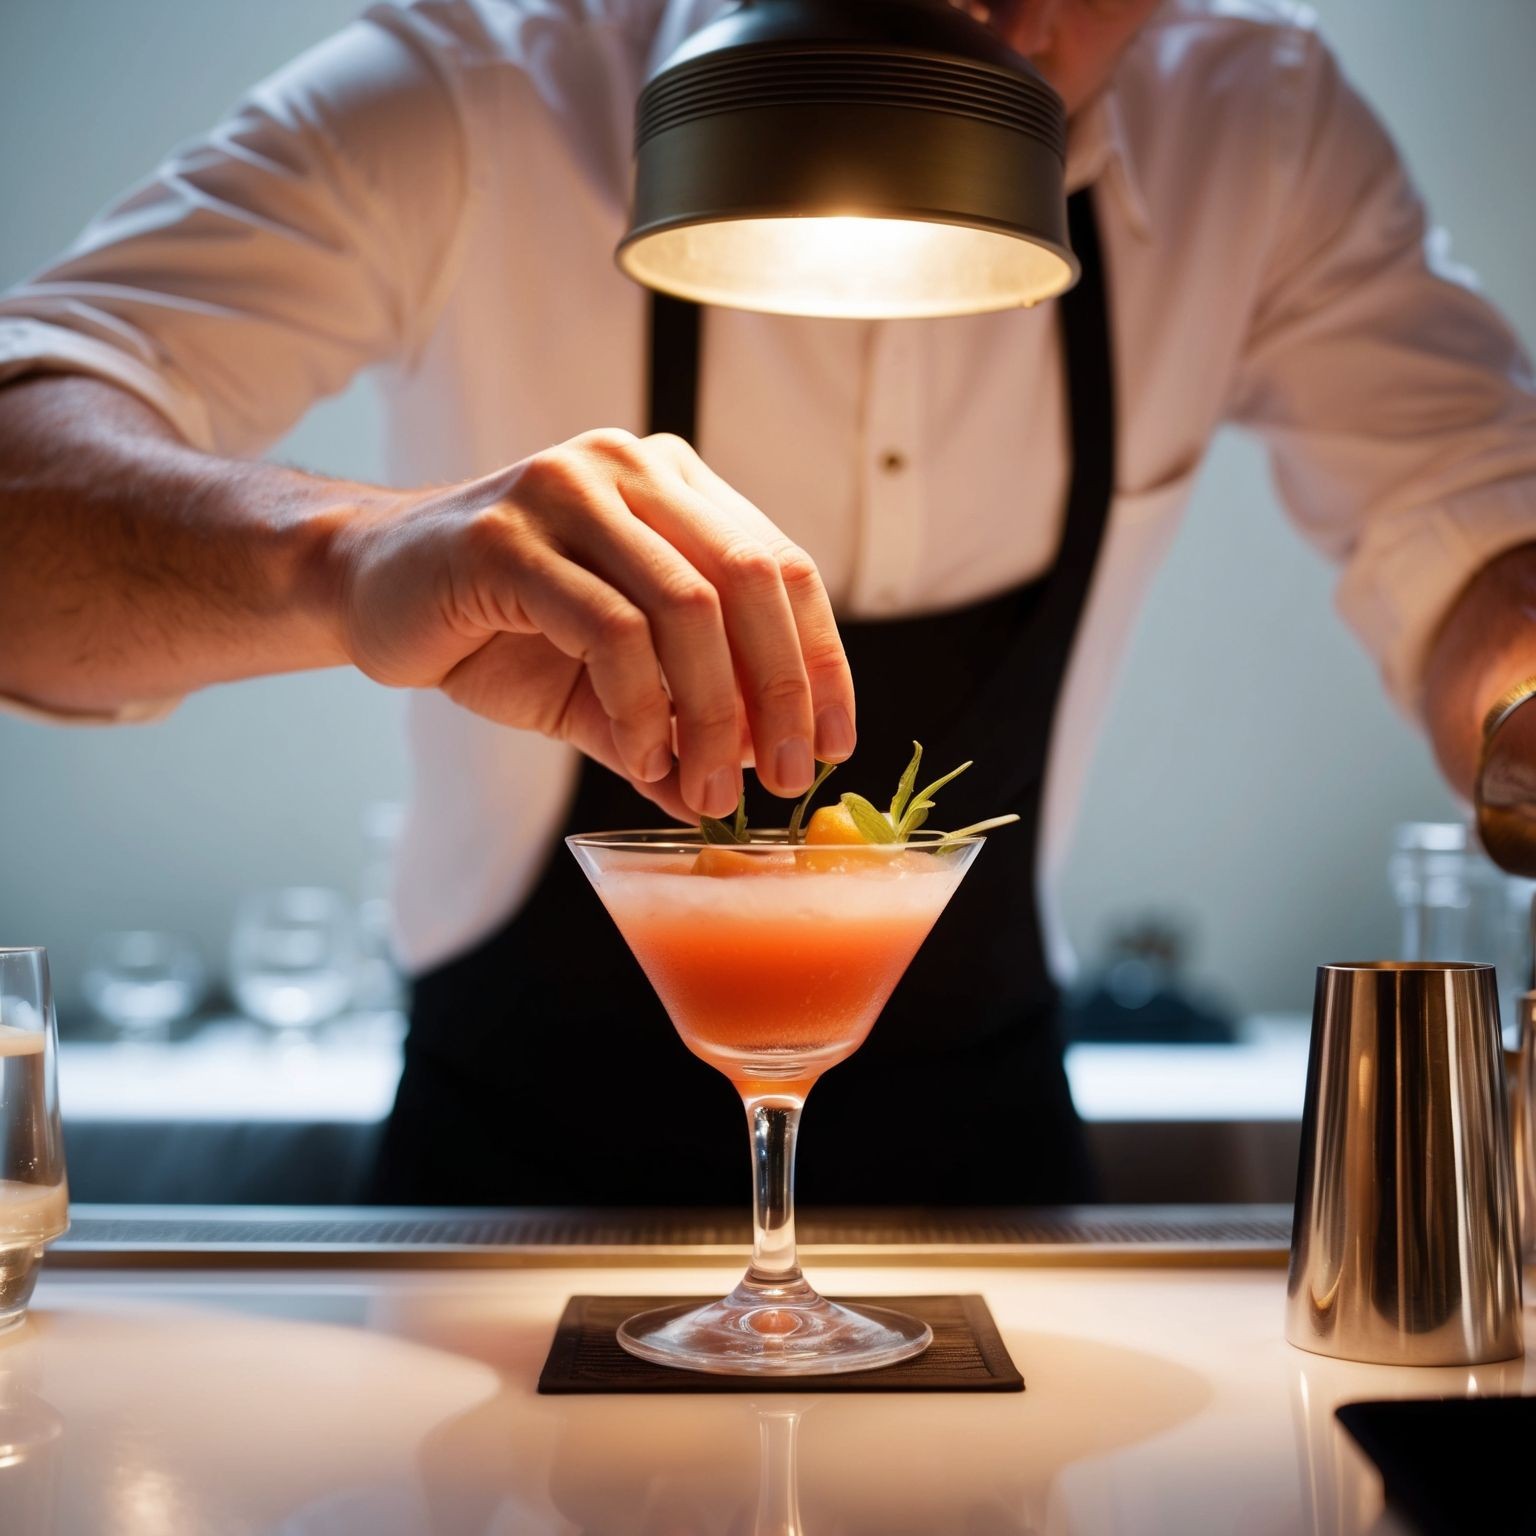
{"left": 700, "top": 799, "right": 750, "bottom": 845}
{"left": 840, "top": 793, "right": 898, "bottom": 844}
{"left": 912, "top": 760, "right": 972, "bottom": 809}
{"left": 895, "top": 760, "right": 971, "bottom": 839}
{"left": 787, "top": 760, "right": 837, "bottom": 844}
{"left": 903, "top": 798, "right": 935, "bottom": 834}
{"left": 934, "top": 812, "right": 1021, "bottom": 851}
{"left": 888, "top": 741, "right": 922, "bottom": 823}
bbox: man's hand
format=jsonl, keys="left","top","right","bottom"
{"left": 338, "top": 428, "right": 855, "bottom": 818}
{"left": 1422, "top": 541, "right": 1536, "bottom": 802}
{"left": 0, "top": 382, "right": 855, "bottom": 817}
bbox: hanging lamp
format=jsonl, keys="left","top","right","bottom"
{"left": 617, "top": 0, "right": 1078, "bottom": 319}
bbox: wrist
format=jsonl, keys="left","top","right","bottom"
{"left": 215, "top": 460, "right": 396, "bottom": 673}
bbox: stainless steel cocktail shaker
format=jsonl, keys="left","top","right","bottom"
{"left": 1286, "top": 962, "right": 1523, "bottom": 1365}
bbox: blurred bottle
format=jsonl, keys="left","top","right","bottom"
{"left": 1390, "top": 821, "right": 1534, "bottom": 1043}
{"left": 81, "top": 931, "right": 205, "bottom": 1040}
{"left": 230, "top": 888, "right": 354, "bottom": 1030}
{"left": 353, "top": 801, "right": 405, "bottom": 1016}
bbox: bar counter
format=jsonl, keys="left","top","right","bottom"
{"left": 5, "top": 1206, "right": 1532, "bottom": 1533}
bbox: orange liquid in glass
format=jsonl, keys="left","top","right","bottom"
{"left": 599, "top": 863, "right": 959, "bottom": 1097}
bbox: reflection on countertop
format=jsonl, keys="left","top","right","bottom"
{"left": 1288, "top": 1347, "right": 1526, "bottom": 1536}
{"left": 1, "top": 1260, "right": 1529, "bottom": 1534}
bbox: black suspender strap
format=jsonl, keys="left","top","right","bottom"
{"left": 1052, "top": 188, "right": 1117, "bottom": 589}
{"left": 646, "top": 290, "right": 702, "bottom": 440}
{"left": 1024, "top": 187, "right": 1116, "bottom": 755}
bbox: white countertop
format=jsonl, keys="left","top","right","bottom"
{"left": 8, "top": 1256, "right": 1529, "bottom": 1534}
{"left": 57, "top": 1014, "right": 1313, "bottom": 1125}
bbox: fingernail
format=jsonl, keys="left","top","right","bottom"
{"left": 642, "top": 744, "right": 673, "bottom": 783}
{"left": 702, "top": 767, "right": 737, "bottom": 818}
{"left": 774, "top": 736, "right": 814, "bottom": 793}
{"left": 815, "top": 705, "right": 855, "bottom": 761}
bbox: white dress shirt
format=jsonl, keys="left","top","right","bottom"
{"left": 3, "top": 0, "right": 1535, "bottom": 976}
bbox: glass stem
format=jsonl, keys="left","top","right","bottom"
{"left": 744, "top": 1095, "right": 806, "bottom": 1295}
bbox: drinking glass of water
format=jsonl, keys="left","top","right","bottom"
{"left": 81, "top": 930, "right": 206, "bottom": 1039}
{"left": 230, "top": 888, "right": 354, "bottom": 1030}
{"left": 0, "top": 949, "right": 69, "bottom": 1331}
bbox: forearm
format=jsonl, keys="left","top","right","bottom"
{"left": 1421, "top": 541, "right": 1536, "bottom": 800}
{"left": 0, "top": 375, "right": 373, "bottom": 715}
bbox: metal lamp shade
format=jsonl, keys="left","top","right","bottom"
{"left": 618, "top": 0, "right": 1078, "bottom": 319}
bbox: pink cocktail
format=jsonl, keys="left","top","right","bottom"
{"left": 569, "top": 830, "right": 982, "bottom": 1375}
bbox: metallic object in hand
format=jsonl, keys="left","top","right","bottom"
{"left": 1511, "top": 992, "right": 1536, "bottom": 1262}
{"left": 1476, "top": 681, "right": 1536, "bottom": 878}
{"left": 1286, "top": 962, "right": 1523, "bottom": 1366}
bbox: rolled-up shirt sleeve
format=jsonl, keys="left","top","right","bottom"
{"left": 1227, "top": 30, "right": 1536, "bottom": 713}
{"left": 0, "top": 6, "right": 468, "bottom": 457}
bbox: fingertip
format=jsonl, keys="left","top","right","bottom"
{"left": 765, "top": 736, "right": 812, "bottom": 797}
{"left": 697, "top": 765, "right": 740, "bottom": 820}
{"left": 814, "top": 704, "right": 856, "bottom": 763}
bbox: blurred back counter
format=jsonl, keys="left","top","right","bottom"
{"left": 57, "top": 1013, "right": 1308, "bottom": 1206}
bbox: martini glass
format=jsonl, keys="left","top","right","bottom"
{"left": 568, "top": 827, "right": 983, "bottom": 1375}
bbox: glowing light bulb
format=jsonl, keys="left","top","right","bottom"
{"left": 621, "top": 213, "right": 1074, "bottom": 320}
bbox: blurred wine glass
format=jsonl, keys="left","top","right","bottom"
{"left": 230, "top": 888, "right": 354, "bottom": 1031}
{"left": 81, "top": 931, "right": 206, "bottom": 1039}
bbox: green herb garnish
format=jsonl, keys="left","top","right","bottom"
{"left": 787, "top": 761, "right": 838, "bottom": 844}
{"left": 700, "top": 760, "right": 839, "bottom": 845}
{"left": 699, "top": 794, "right": 750, "bottom": 845}
{"left": 842, "top": 741, "right": 1019, "bottom": 848}
{"left": 699, "top": 740, "right": 1019, "bottom": 850}
{"left": 935, "top": 815, "right": 1022, "bottom": 851}
{"left": 838, "top": 792, "right": 899, "bottom": 843}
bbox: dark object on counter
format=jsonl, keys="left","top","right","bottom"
{"left": 1063, "top": 917, "right": 1236, "bottom": 1044}
{"left": 538, "top": 1294, "right": 1022, "bottom": 1394}
{"left": 1337, "top": 1398, "right": 1536, "bottom": 1536}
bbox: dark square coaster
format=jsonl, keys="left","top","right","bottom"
{"left": 537, "top": 1294, "right": 1023, "bottom": 1394}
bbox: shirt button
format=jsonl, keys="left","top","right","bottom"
{"left": 879, "top": 450, "right": 907, "bottom": 474}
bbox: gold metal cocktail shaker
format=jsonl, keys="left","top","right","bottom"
{"left": 1285, "top": 962, "right": 1524, "bottom": 1366}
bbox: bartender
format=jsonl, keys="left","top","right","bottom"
{"left": 2, "top": 0, "right": 1535, "bottom": 1205}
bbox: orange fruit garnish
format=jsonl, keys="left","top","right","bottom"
{"left": 803, "top": 803, "right": 870, "bottom": 846}
{"left": 797, "top": 803, "right": 894, "bottom": 871}
{"left": 691, "top": 847, "right": 794, "bottom": 878}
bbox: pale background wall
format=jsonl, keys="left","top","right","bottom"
{"left": 2, "top": 0, "right": 1532, "bottom": 1019}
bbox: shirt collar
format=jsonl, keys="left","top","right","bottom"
{"left": 1065, "top": 84, "right": 1154, "bottom": 242}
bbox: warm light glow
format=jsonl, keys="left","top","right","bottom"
{"left": 620, "top": 213, "right": 1075, "bottom": 319}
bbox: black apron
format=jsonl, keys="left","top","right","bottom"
{"left": 372, "top": 191, "right": 1115, "bottom": 1206}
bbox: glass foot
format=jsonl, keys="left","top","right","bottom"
{"left": 0, "top": 1245, "right": 43, "bottom": 1334}
{"left": 616, "top": 1283, "right": 932, "bottom": 1376}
